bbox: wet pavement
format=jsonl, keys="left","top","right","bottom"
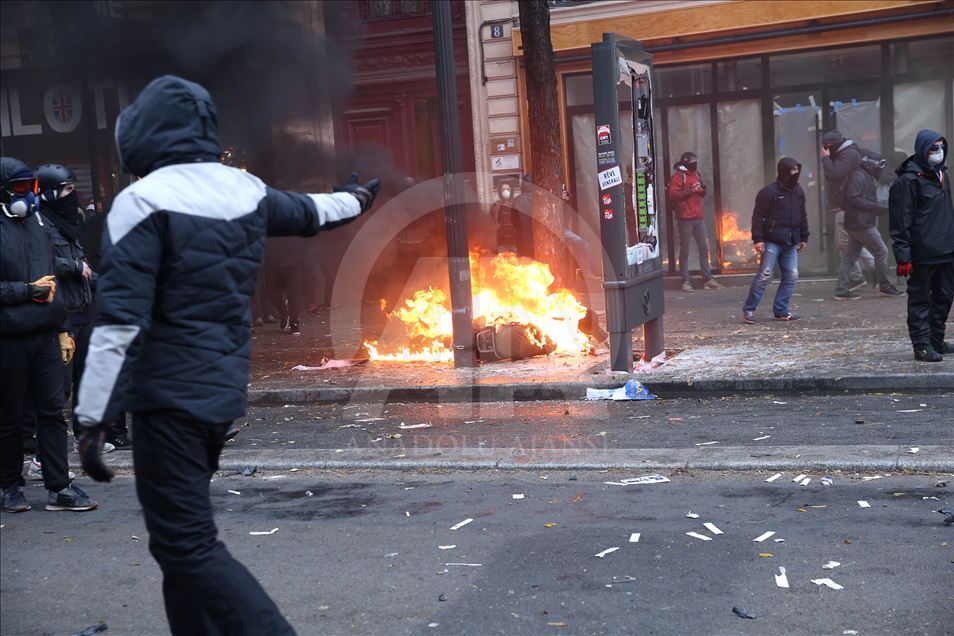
{"left": 2, "top": 470, "right": 951, "bottom": 635}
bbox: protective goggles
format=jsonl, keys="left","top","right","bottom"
{"left": 7, "top": 178, "right": 38, "bottom": 196}
{"left": 928, "top": 143, "right": 946, "bottom": 153}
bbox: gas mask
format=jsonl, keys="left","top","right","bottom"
{"left": 2, "top": 178, "right": 39, "bottom": 218}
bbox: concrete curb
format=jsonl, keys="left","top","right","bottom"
{"left": 89, "top": 445, "right": 954, "bottom": 473}
{"left": 247, "top": 373, "right": 954, "bottom": 405}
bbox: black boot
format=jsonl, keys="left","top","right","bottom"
{"left": 931, "top": 341, "right": 954, "bottom": 354}
{"left": 914, "top": 348, "right": 943, "bottom": 362}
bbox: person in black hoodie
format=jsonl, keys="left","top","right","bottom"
{"left": 73, "top": 75, "right": 378, "bottom": 635}
{"left": 823, "top": 129, "right": 873, "bottom": 290}
{"left": 742, "top": 157, "right": 809, "bottom": 323}
{"left": 1, "top": 157, "right": 96, "bottom": 514}
{"left": 889, "top": 129, "right": 954, "bottom": 362}
{"left": 832, "top": 154, "right": 904, "bottom": 300}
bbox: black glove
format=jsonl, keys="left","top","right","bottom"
{"left": 334, "top": 173, "right": 380, "bottom": 213}
{"left": 76, "top": 424, "right": 114, "bottom": 482}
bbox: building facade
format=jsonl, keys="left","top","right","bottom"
{"left": 467, "top": 0, "right": 954, "bottom": 275}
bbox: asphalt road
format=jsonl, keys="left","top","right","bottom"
{"left": 229, "top": 392, "right": 954, "bottom": 451}
{"left": 2, "top": 470, "right": 951, "bottom": 636}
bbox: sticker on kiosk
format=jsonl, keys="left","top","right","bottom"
{"left": 603, "top": 208, "right": 614, "bottom": 220}
{"left": 598, "top": 166, "right": 623, "bottom": 191}
{"left": 597, "top": 124, "right": 612, "bottom": 146}
{"left": 601, "top": 193, "right": 612, "bottom": 206}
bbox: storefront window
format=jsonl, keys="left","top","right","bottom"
{"left": 666, "top": 103, "right": 717, "bottom": 273}
{"left": 716, "top": 58, "right": 762, "bottom": 92}
{"left": 565, "top": 73, "right": 594, "bottom": 107}
{"left": 770, "top": 45, "right": 880, "bottom": 86}
{"left": 892, "top": 36, "right": 954, "bottom": 74}
{"left": 655, "top": 63, "right": 712, "bottom": 98}
{"left": 829, "top": 85, "right": 882, "bottom": 154}
{"left": 717, "top": 100, "right": 762, "bottom": 271}
{"left": 893, "top": 81, "right": 946, "bottom": 160}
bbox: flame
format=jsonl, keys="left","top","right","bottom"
{"left": 720, "top": 210, "right": 750, "bottom": 242}
{"left": 364, "top": 252, "right": 589, "bottom": 362}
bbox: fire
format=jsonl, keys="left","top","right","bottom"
{"left": 720, "top": 210, "right": 750, "bottom": 242}
{"left": 364, "top": 252, "right": 590, "bottom": 362}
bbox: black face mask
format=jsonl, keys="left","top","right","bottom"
{"left": 781, "top": 171, "right": 800, "bottom": 187}
{"left": 686, "top": 161, "right": 698, "bottom": 172}
{"left": 45, "top": 191, "right": 82, "bottom": 241}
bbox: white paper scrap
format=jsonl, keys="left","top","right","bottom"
{"left": 249, "top": 528, "right": 279, "bottom": 536}
{"left": 398, "top": 423, "right": 432, "bottom": 429}
{"left": 227, "top": 490, "right": 241, "bottom": 495}
{"left": 595, "top": 547, "right": 620, "bottom": 558}
{"left": 774, "top": 538, "right": 786, "bottom": 543}
{"left": 800, "top": 477, "right": 812, "bottom": 486}
{"left": 629, "top": 533, "right": 640, "bottom": 543}
{"left": 445, "top": 562, "right": 482, "bottom": 567}
{"left": 861, "top": 475, "right": 882, "bottom": 481}
{"left": 695, "top": 441, "right": 720, "bottom": 446}
{"left": 754, "top": 531, "right": 776, "bottom": 542}
{"left": 438, "top": 545, "right": 456, "bottom": 550}
{"left": 822, "top": 561, "right": 841, "bottom": 569}
{"left": 811, "top": 578, "right": 844, "bottom": 590}
{"left": 765, "top": 473, "right": 782, "bottom": 483}
{"left": 450, "top": 518, "right": 474, "bottom": 530}
{"left": 686, "top": 531, "right": 712, "bottom": 541}
{"left": 907, "top": 447, "right": 920, "bottom": 454}
{"left": 686, "top": 512, "right": 700, "bottom": 519}
{"left": 604, "top": 474, "right": 671, "bottom": 486}
{"left": 752, "top": 435, "right": 772, "bottom": 441}
{"left": 857, "top": 500, "right": 871, "bottom": 508}
{"left": 792, "top": 474, "right": 807, "bottom": 483}
{"left": 512, "top": 494, "right": 525, "bottom": 500}
{"left": 897, "top": 409, "right": 922, "bottom": 413}
{"left": 775, "top": 566, "right": 789, "bottom": 588}
{"left": 703, "top": 522, "right": 724, "bottom": 535}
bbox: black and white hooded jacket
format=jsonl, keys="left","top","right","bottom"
{"left": 76, "top": 75, "right": 363, "bottom": 427}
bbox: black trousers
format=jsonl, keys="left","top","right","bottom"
{"left": 265, "top": 265, "right": 303, "bottom": 323}
{"left": 0, "top": 332, "right": 69, "bottom": 492}
{"left": 906, "top": 261, "right": 954, "bottom": 350}
{"left": 133, "top": 410, "right": 296, "bottom": 636}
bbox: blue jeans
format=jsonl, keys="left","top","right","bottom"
{"left": 678, "top": 218, "right": 713, "bottom": 283}
{"left": 743, "top": 242, "right": 799, "bottom": 316}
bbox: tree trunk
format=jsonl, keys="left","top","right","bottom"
{"left": 518, "top": 0, "right": 568, "bottom": 285}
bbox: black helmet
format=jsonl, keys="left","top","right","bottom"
{"left": 35, "top": 163, "right": 76, "bottom": 202}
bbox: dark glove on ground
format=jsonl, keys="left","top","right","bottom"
{"left": 77, "top": 425, "right": 114, "bottom": 482}
{"left": 334, "top": 173, "right": 380, "bottom": 213}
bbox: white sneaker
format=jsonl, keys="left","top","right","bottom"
{"left": 26, "top": 458, "right": 76, "bottom": 481}
{"left": 73, "top": 440, "right": 115, "bottom": 454}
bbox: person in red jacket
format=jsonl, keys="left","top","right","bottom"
{"left": 668, "top": 152, "right": 722, "bottom": 292}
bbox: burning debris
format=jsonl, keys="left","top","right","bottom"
{"left": 364, "top": 252, "right": 591, "bottom": 362}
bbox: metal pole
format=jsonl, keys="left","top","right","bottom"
{"left": 432, "top": 3, "right": 476, "bottom": 367}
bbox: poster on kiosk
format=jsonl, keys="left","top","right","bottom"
{"left": 592, "top": 34, "right": 664, "bottom": 373}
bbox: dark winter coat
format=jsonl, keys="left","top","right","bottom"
{"left": 751, "top": 158, "right": 810, "bottom": 246}
{"left": 822, "top": 140, "right": 863, "bottom": 209}
{"left": 843, "top": 165, "right": 888, "bottom": 231}
{"left": 889, "top": 129, "right": 954, "bottom": 265}
{"left": 0, "top": 211, "right": 67, "bottom": 336}
{"left": 41, "top": 202, "right": 94, "bottom": 323}
{"left": 74, "top": 75, "right": 365, "bottom": 427}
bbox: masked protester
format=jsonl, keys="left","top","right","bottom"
{"left": 889, "top": 129, "right": 954, "bottom": 362}
{"left": 832, "top": 154, "right": 905, "bottom": 300}
{"left": 1, "top": 157, "right": 96, "bottom": 514}
{"left": 668, "top": 151, "right": 722, "bottom": 292}
{"left": 822, "top": 129, "right": 874, "bottom": 289}
{"left": 73, "top": 75, "right": 379, "bottom": 635}
{"left": 742, "top": 157, "right": 809, "bottom": 323}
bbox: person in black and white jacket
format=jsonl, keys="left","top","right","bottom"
{"left": 74, "top": 75, "right": 378, "bottom": 635}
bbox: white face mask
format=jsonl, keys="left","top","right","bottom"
{"left": 928, "top": 150, "right": 944, "bottom": 166}
{"left": 501, "top": 189, "right": 512, "bottom": 200}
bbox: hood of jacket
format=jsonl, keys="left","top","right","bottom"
{"left": 776, "top": 156, "right": 801, "bottom": 188}
{"left": 115, "top": 75, "right": 223, "bottom": 178}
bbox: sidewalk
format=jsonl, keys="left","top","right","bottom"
{"left": 248, "top": 277, "right": 954, "bottom": 405}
